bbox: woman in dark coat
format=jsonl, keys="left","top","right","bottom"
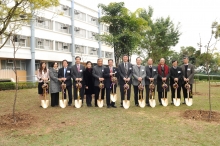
{"left": 84, "top": 61, "right": 95, "bottom": 107}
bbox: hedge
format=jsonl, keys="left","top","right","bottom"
{"left": 0, "top": 82, "right": 38, "bottom": 90}
{"left": 194, "top": 74, "right": 220, "bottom": 81}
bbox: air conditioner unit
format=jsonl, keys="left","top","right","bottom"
{"left": 92, "top": 48, "right": 97, "bottom": 51}
{"left": 63, "top": 43, "right": 68, "bottom": 49}
{"left": 19, "top": 36, "right": 27, "bottom": 40}
{"left": 8, "top": 59, "right": 13, "bottom": 63}
{"left": 92, "top": 32, "right": 96, "bottom": 36}
{"left": 90, "top": 52, "right": 94, "bottom": 55}
{"left": 63, "top": 6, "right": 68, "bottom": 11}
{"left": 74, "top": 27, "right": 80, "bottom": 31}
{"left": 75, "top": 45, "right": 79, "bottom": 48}
{"left": 74, "top": 10, "right": 80, "bottom": 14}
{"left": 108, "top": 52, "right": 112, "bottom": 55}
{"left": 61, "top": 25, "right": 68, "bottom": 29}
{"left": 37, "top": 17, "right": 44, "bottom": 23}
{"left": 13, "top": 35, "right": 19, "bottom": 42}
{"left": 91, "top": 17, "right": 96, "bottom": 21}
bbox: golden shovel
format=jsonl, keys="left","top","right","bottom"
{"left": 41, "top": 82, "right": 49, "bottom": 109}
{"left": 149, "top": 81, "right": 156, "bottom": 108}
{"left": 123, "top": 82, "right": 130, "bottom": 109}
{"left": 110, "top": 76, "right": 117, "bottom": 102}
{"left": 138, "top": 82, "right": 145, "bottom": 108}
{"left": 59, "top": 82, "right": 67, "bottom": 108}
{"left": 161, "top": 82, "right": 168, "bottom": 107}
{"left": 97, "top": 81, "right": 104, "bottom": 108}
{"left": 75, "top": 81, "right": 82, "bottom": 108}
{"left": 173, "top": 81, "right": 180, "bottom": 106}
{"left": 185, "top": 81, "right": 193, "bottom": 106}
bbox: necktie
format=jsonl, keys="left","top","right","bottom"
{"left": 64, "top": 68, "right": 66, "bottom": 78}
{"left": 110, "top": 67, "right": 113, "bottom": 81}
{"left": 124, "top": 63, "right": 128, "bottom": 74}
{"left": 77, "top": 64, "right": 80, "bottom": 72}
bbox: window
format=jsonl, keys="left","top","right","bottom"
{"left": 75, "top": 45, "right": 85, "bottom": 54}
{"left": 36, "top": 38, "right": 53, "bottom": 50}
{"left": 55, "top": 22, "right": 70, "bottom": 34}
{"left": 87, "top": 31, "right": 97, "bottom": 40}
{"left": 101, "top": 51, "right": 105, "bottom": 58}
{"left": 56, "top": 4, "right": 71, "bottom": 16}
{"left": 35, "top": 17, "right": 53, "bottom": 30}
{"left": 105, "top": 52, "right": 113, "bottom": 58}
{"left": 4, "top": 35, "right": 30, "bottom": 47}
{"left": 104, "top": 25, "right": 109, "bottom": 32}
{"left": 88, "top": 47, "right": 98, "bottom": 55}
{"left": 74, "top": 27, "right": 86, "bottom": 38}
{"left": 74, "top": 10, "right": 86, "bottom": 21}
{"left": 55, "top": 42, "right": 70, "bottom": 52}
{"left": 87, "top": 15, "right": 98, "bottom": 25}
{"left": 1, "top": 59, "right": 26, "bottom": 70}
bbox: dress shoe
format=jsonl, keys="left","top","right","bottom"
{"left": 107, "top": 105, "right": 111, "bottom": 108}
{"left": 182, "top": 102, "right": 186, "bottom": 104}
{"left": 120, "top": 105, "right": 123, "bottom": 107}
{"left": 95, "top": 105, "right": 98, "bottom": 107}
{"left": 111, "top": 105, "right": 117, "bottom": 108}
{"left": 68, "top": 104, "right": 72, "bottom": 106}
{"left": 135, "top": 104, "right": 139, "bottom": 106}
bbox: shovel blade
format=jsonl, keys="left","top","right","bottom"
{"left": 75, "top": 99, "right": 82, "bottom": 108}
{"left": 185, "top": 98, "right": 193, "bottom": 106}
{"left": 59, "top": 99, "right": 68, "bottom": 108}
{"left": 161, "top": 98, "right": 168, "bottom": 107}
{"left": 41, "top": 100, "right": 49, "bottom": 109}
{"left": 97, "top": 99, "right": 104, "bottom": 108}
{"left": 110, "top": 94, "right": 117, "bottom": 102}
{"left": 149, "top": 99, "right": 156, "bottom": 108}
{"left": 123, "top": 100, "right": 130, "bottom": 109}
{"left": 138, "top": 99, "right": 146, "bottom": 108}
{"left": 173, "top": 98, "right": 181, "bottom": 106}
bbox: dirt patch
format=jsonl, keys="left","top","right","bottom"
{"left": 210, "top": 85, "right": 220, "bottom": 87}
{"left": 0, "top": 113, "right": 36, "bottom": 129}
{"left": 183, "top": 110, "right": 220, "bottom": 122}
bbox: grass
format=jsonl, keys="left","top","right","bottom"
{"left": 0, "top": 81, "right": 220, "bottom": 146}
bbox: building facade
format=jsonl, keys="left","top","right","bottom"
{"left": 0, "top": 0, "right": 114, "bottom": 82}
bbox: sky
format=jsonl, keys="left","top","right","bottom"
{"left": 75, "top": 0, "right": 220, "bottom": 53}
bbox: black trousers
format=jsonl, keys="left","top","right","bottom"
{"left": 145, "top": 85, "right": 156, "bottom": 104}
{"left": 133, "top": 85, "right": 144, "bottom": 105}
{"left": 170, "top": 85, "right": 181, "bottom": 102}
{"left": 86, "top": 94, "right": 92, "bottom": 106}
{"left": 120, "top": 84, "right": 131, "bottom": 105}
{"left": 73, "top": 85, "right": 84, "bottom": 104}
{"left": 94, "top": 86, "right": 105, "bottom": 106}
{"left": 106, "top": 84, "right": 116, "bottom": 106}
{"left": 51, "top": 92, "right": 59, "bottom": 107}
{"left": 64, "top": 85, "right": 72, "bottom": 105}
{"left": 158, "top": 91, "right": 167, "bottom": 104}
{"left": 182, "top": 83, "right": 193, "bottom": 99}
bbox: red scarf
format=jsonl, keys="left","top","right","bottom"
{"left": 158, "top": 64, "right": 169, "bottom": 77}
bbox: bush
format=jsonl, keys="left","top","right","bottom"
{"left": 0, "top": 82, "right": 38, "bottom": 90}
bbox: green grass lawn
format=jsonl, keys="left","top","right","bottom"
{"left": 0, "top": 81, "right": 220, "bottom": 146}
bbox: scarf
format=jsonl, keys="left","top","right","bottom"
{"left": 157, "top": 64, "right": 169, "bottom": 77}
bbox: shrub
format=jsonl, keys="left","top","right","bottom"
{"left": 0, "top": 82, "right": 38, "bottom": 90}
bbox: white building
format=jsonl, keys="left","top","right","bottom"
{"left": 0, "top": 0, "right": 114, "bottom": 82}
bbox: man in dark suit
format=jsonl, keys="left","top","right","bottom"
{"left": 145, "top": 58, "right": 158, "bottom": 106}
{"left": 58, "top": 60, "right": 72, "bottom": 106}
{"left": 103, "top": 59, "right": 118, "bottom": 108}
{"left": 92, "top": 58, "right": 106, "bottom": 107}
{"left": 71, "top": 56, "right": 85, "bottom": 106}
{"left": 170, "top": 60, "right": 182, "bottom": 104}
{"left": 118, "top": 54, "right": 133, "bottom": 107}
{"left": 157, "top": 58, "right": 170, "bottom": 104}
{"left": 181, "top": 56, "right": 195, "bottom": 103}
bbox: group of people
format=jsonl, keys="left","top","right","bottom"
{"left": 36, "top": 55, "right": 194, "bottom": 108}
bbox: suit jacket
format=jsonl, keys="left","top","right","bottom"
{"left": 145, "top": 65, "right": 158, "bottom": 85}
{"left": 71, "top": 64, "right": 85, "bottom": 86}
{"left": 132, "top": 65, "right": 146, "bottom": 86}
{"left": 92, "top": 65, "right": 106, "bottom": 87}
{"left": 118, "top": 62, "right": 133, "bottom": 85}
{"left": 58, "top": 67, "right": 72, "bottom": 87}
{"left": 169, "top": 66, "right": 183, "bottom": 86}
{"left": 103, "top": 66, "right": 118, "bottom": 88}
{"left": 181, "top": 63, "right": 195, "bottom": 84}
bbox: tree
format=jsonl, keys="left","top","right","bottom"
{"left": 198, "top": 21, "right": 220, "bottom": 120}
{"left": 98, "top": 2, "right": 149, "bottom": 66}
{"left": 0, "top": 0, "right": 59, "bottom": 49}
{"left": 137, "top": 7, "right": 181, "bottom": 63}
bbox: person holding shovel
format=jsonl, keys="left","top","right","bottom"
{"left": 37, "top": 62, "right": 49, "bottom": 107}
{"left": 157, "top": 58, "right": 170, "bottom": 105}
{"left": 132, "top": 57, "right": 146, "bottom": 106}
